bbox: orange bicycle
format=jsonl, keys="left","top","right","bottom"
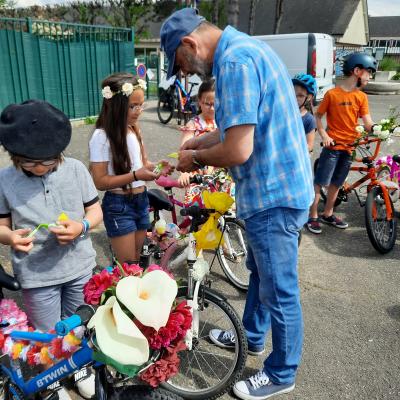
{"left": 314, "top": 136, "right": 397, "bottom": 254}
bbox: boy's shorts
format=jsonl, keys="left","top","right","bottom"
{"left": 102, "top": 191, "right": 150, "bottom": 238}
{"left": 314, "top": 147, "right": 352, "bottom": 187}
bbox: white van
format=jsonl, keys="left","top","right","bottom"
{"left": 254, "top": 33, "right": 335, "bottom": 101}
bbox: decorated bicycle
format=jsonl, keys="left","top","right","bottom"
{"left": 0, "top": 263, "right": 184, "bottom": 400}
{"left": 147, "top": 168, "right": 248, "bottom": 291}
{"left": 314, "top": 108, "right": 400, "bottom": 253}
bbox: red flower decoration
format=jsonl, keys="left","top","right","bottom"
{"left": 26, "top": 345, "right": 42, "bottom": 366}
{"left": 112, "top": 263, "right": 143, "bottom": 279}
{"left": 146, "top": 264, "right": 174, "bottom": 279}
{"left": 83, "top": 269, "right": 115, "bottom": 305}
{"left": 136, "top": 301, "right": 192, "bottom": 349}
{"left": 139, "top": 341, "right": 187, "bottom": 387}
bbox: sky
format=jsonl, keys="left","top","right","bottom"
{"left": 12, "top": 0, "right": 400, "bottom": 15}
{"left": 368, "top": 0, "right": 400, "bottom": 16}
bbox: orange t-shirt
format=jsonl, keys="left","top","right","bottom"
{"left": 317, "top": 87, "right": 369, "bottom": 151}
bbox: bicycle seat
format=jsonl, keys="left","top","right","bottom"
{"left": 156, "top": 175, "right": 183, "bottom": 189}
{"left": 392, "top": 155, "right": 400, "bottom": 164}
{"left": 148, "top": 189, "right": 173, "bottom": 211}
{"left": 0, "top": 263, "right": 20, "bottom": 291}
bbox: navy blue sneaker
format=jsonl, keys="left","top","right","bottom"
{"left": 233, "top": 370, "right": 295, "bottom": 399}
{"left": 208, "top": 329, "right": 265, "bottom": 355}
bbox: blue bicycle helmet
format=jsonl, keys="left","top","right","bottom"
{"left": 342, "top": 52, "right": 377, "bottom": 75}
{"left": 292, "top": 73, "right": 317, "bottom": 97}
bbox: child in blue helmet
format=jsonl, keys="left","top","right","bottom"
{"left": 292, "top": 73, "right": 317, "bottom": 153}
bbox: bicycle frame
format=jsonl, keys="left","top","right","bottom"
{"left": 341, "top": 137, "right": 394, "bottom": 220}
{"left": 1, "top": 331, "right": 93, "bottom": 397}
{"left": 174, "top": 78, "right": 193, "bottom": 114}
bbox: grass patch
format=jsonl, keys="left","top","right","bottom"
{"left": 84, "top": 116, "right": 97, "bottom": 125}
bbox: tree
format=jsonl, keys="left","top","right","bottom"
{"left": 273, "top": 0, "right": 284, "bottom": 34}
{"left": 227, "top": 0, "right": 239, "bottom": 28}
{"left": 212, "top": 0, "right": 219, "bottom": 25}
{"left": 248, "top": 0, "right": 258, "bottom": 35}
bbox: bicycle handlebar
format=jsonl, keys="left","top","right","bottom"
{"left": 55, "top": 304, "right": 96, "bottom": 336}
{"left": 319, "top": 137, "right": 382, "bottom": 163}
{"left": 180, "top": 206, "right": 215, "bottom": 218}
{"left": 319, "top": 136, "right": 381, "bottom": 148}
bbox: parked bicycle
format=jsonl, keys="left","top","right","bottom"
{"left": 0, "top": 266, "right": 181, "bottom": 400}
{"left": 139, "top": 203, "right": 248, "bottom": 399}
{"left": 157, "top": 73, "right": 198, "bottom": 125}
{"left": 148, "top": 173, "right": 249, "bottom": 291}
{"left": 314, "top": 137, "right": 397, "bottom": 253}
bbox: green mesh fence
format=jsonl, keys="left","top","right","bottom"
{"left": 0, "top": 18, "right": 134, "bottom": 118}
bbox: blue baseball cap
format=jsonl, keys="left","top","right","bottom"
{"left": 160, "top": 8, "right": 205, "bottom": 78}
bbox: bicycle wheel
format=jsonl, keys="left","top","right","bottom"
{"left": 377, "top": 165, "right": 391, "bottom": 181}
{"left": 217, "top": 218, "right": 249, "bottom": 291}
{"left": 95, "top": 365, "right": 183, "bottom": 400}
{"left": 113, "top": 385, "right": 183, "bottom": 400}
{"left": 161, "top": 287, "right": 247, "bottom": 400}
{"left": 365, "top": 185, "right": 397, "bottom": 254}
{"left": 3, "top": 380, "right": 24, "bottom": 400}
{"left": 157, "top": 90, "right": 174, "bottom": 124}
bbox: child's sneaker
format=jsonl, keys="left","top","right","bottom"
{"left": 233, "top": 370, "right": 295, "bottom": 399}
{"left": 306, "top": 218, "right": 322, "bottom": 234}
{"left": 320, "top": 214, "right": 348, "bottom": 229}
{"left": 74, "top": 367, "right": 95, "bottom": 399}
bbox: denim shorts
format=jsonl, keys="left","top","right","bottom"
{"left": 102, "top": 190, "right": 150, "bottom": 238}
{"left": 314, "top": 147, "right": 352, "bottom": 187}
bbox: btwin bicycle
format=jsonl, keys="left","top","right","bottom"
{"left": 0, "top": 266, "right": 181, "bottom": 400}
{"left": 148, "top": 173, "right": 249, "bottom": 290}
{"left": 314, "top": 137, "right": 398, "bottom": 253}
{"left": 157, "top": 73, "right": 198, "bottom": 126}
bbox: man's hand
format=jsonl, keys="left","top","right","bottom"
{"left": 177, "top": 150, "right": 198, "bottom": 172}
{"left": 50, "top": 220, "right": 83, "bottom": 245}
{"left": 180, "top": 136, "right": 200, "bottom": 151}
{"left": 10, "top": 229, "right": 34, "bottom": 252}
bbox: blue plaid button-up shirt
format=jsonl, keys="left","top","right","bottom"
{"left": 212, "top": 26, "right": 314, "bottom": 220}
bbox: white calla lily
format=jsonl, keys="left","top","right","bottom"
{"left": 88, "top": 296, "right": 149, "bottom": 366}
{"left": 116, "top": 270, "right": 178, "bottom": 331}
{"left": 393, "top": 126, "right": 400, "bottom": 135}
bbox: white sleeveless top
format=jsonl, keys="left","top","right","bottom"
{"left": 89, "top": 128, "right": 144, "bottom": 188}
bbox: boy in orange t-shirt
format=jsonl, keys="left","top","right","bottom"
{"left": 307, "top": 53, "right": 377, "bottom": 234}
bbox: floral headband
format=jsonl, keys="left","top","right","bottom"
{"left": 102, "top": 79, "right": 147, "bottom": 99}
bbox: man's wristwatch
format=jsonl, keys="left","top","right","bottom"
{"left": 192, "top": 150, "right": 204, "bottom": 168}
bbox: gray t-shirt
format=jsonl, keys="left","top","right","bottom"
{"left": 0, "top": 158, "right": 99, "bottom": 289}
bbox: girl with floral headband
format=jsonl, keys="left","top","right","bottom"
{"left": 89, "top": 73, "right": 174, "bottom": 264}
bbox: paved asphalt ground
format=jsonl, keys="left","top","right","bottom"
{"left": 0, "top": 95, "right": 399, "bottom": 400}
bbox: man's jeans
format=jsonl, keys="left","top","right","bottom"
{"left": 243, "top": 207, "right": 308, "bottom": 385}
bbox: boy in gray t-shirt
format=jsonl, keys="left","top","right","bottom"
{"left": 0, "top": 100, "right": 103, "bottom": 399}
{"left": 0, "top": 100, "right": 103, "bottom": 331}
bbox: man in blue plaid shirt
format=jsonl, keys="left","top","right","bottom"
{"left": 161, "top": 8, "right": 313, "bottom": 400}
